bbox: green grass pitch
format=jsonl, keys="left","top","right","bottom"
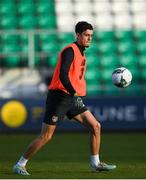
{"left": 0, "top": 132, "right": 146, "bottom": 179}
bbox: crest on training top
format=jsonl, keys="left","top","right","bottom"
{"left": 52, "top": 116, "right": 58, "bottom": 123}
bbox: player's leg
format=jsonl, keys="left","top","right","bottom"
{"left": 13, "top": 90, "right": 73, "bottom": 175}
{"left": 73, "top": 110, "right": 101, "bottom": 158}
{"left": 23, "top": 123, "right": 56, "bottom": 159}
{"left": 73, "top": 110, "right": 116, "bottom": 171}
{"left": 13, "top": 123, "right": 56, "bottom": 175}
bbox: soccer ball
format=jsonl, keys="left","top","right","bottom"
{"left": 112, "top": 67, "right": 132, "bottom": 88}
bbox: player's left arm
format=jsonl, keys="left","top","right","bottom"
{"left": 59, "top": 47, "right": 76, "bottom": 96}
{"left": 59, "top": 47, "right": 84, "bottom": 108}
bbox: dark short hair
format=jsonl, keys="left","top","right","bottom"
{"left": 75, "top": 21, "right": 93, "bottom": 34}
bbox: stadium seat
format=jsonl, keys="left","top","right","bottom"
{"left": 95, "top": 13, "right": 113, "bottom": 29}
{"left": 139, "top": 55, "right": 146, "bottom": 67}
{"left": 57, "top": 14, "right": 75, "bottom": 32}
{"left": 133, "top": 12, "right": 146, "bottom": 29}
{"left": 2, "top": 43, "right": 20, "bottom": 53}
{"left": 37, "top": 6, "right": 55, "bottom": 15}
{"left": 95, "top": 31, "right": 114, "bottom": 42}
{"left": 86, "top": 68, "right": 102, "bottom": 96}
{"left": 130, "top": 67, "right": 140, "bottom": 83}
{"left": 41, "top": 41, "right": 59, "bottom": 53}
{"left": 1, "top": 34, "right": 19, "bottom": 44}
{"left": 39, "top": 34, "right": 59, "bottom": 54}
{"left": 118, "top": 53, "right": 138, "bottom": 68}
{"left": 39, "top": 33, "right": 58, "bottom": 43}
{"left": 59, "top": 41, "right": 67, "bottom": 49}
{"left": 112, "top": 1, "right": 130, "bottom": 13}
{"left": 114, "top": 30, "right": 133, "bottom": 41}
{"left": 85, "top": 68, "right": 101, "bottom": 83}
{"left": 93, "top": 1, "right": 111, "bottom": 14}
{"left": 48, "top": 55, "right": 58, "bottom": 67}
{"left": 19, "top": 34, "right": 28, "bottom": 43}
{"left": 18, "top": 0, "right": 34, "bottom": 3}
{"left": 86, "top": 84, "right": 101, "bottom": 96}
{"left": 75, "top": 15, "right": 95, "bottom": 28}
{"left": 88, "top": 41, "right": 98, "bottom": 53}
{"left": 74, "top": 1, "right": 92, "bottom": 14}
{"left": 86, "top": 53, "right": 100, "bottom": 68}
{"left": 100, "top": 54, "right": 119, "bottom": 68}
{"left": 37, "top": 15, "right": 56, "bottom": 28}
{"left": 0, "top": 1, "right": 16, "bottom": 14}
{"left": 136, "top": 41, "right": 146, "bottom": 54}
{"left": 131, "top": 0, "right": 146, "bottom": 13}
{"left": 117, "top": 41, "right": 136, "bottom": 54}
{"left": 20, "top": 43, "right": 29, "bottom": 53}
{"left": 55, "top": 1, "right": 73, "bottom": 15}
{"left": 0, "top": 15, "right": 17, "bottom": 29}
{"left": 100, "top": 69, "right": 113, "bottom": 83}
{"left": 18, "top": 15, "right": 37, "bottom": 29}
{"left": 133, "top": 30, "right": 146, "bottom": 41}
{"left": 38, "top": 0, "right": 54, "bottom": 4}
{"left": 34, "top": 56, "right": 39, "bottom": 66}
{"left": 17, "top": 2, "right": 35, "bottom": 14}
{"left": 37, "top": 0, "right": 55, "bottom": 14}
{"left": 4, "top": 56, "right": 20, "bottom": 67}
{"left": 57, "top": 33, "right": 74, "bottom": 43}
{"left": 97, "top": 41, "right": 117, "bottom": 55}
{"left": 114, "top": 12, "right": 132, "bottom": 29}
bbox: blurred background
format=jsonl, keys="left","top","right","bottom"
{"left": 0, "top": 0, "right": 146, "bottom": 132}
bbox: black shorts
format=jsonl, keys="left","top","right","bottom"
{"left": 43, "top": 90, "right": 88, "bottom": 125}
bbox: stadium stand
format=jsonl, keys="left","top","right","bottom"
{"left": 0, "top": 68, "right": 46, "bottom": 98}
{"left": 0, "top": 0, "right": 146, "bottom": 97}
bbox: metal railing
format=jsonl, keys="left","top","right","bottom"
{"left": 0, "top": 29, "right": 58, "bottom": 68}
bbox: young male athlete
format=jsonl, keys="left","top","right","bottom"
{"left": 13, "top": 21, "right": 116, "bottom": 175}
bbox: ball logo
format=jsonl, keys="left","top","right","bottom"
{"left": 1, "top": 101, "right": 27, "bottom": 128}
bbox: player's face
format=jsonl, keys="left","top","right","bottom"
{"left": 76, "top": 29, "right": 93, "bottom": 48}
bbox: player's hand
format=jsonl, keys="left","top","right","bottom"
{"left": 73, "top": 93, "right": 84, "bottom": 109}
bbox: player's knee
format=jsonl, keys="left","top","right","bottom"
{"left": 45, "top": 133, "right": 53, "bottom": 143}
{"left": 40, "top": 133, "right": 53, "bottom": 144}
{"left": 92, "top": 122, "right": 101, "bottom": 135}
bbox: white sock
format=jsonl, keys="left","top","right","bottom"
{"left": 91, "top": 154, "right": 100, "bottom": 166}
{"left": 16, "top": 156, "right": 28, "bottom": 167}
